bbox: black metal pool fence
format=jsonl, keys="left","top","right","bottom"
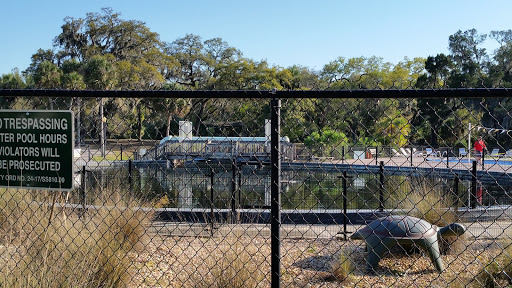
{"left": 2, "top": 88, "right": 512, "bottom": 287}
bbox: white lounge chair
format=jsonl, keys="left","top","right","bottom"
{"left": 400, "top": 148, "right": 411, "bottom": 157}
{"left": 412, "top": 148, "right": 422, "bottom": 157}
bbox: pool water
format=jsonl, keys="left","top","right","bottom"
{"left": 427, "top": 157, "right": 512, "bottom": 165}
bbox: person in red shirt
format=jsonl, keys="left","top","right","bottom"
{"left": 474, "top": 136, "right": 487, "bottom": 164}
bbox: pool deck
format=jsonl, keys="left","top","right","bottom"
{"left": 285, "top": 156, "right": 512, "bottom": 185}
{"left": 296, "top": 155, "right": 512, "bottom": 173}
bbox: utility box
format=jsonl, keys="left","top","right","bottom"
{"left": 179, "top": 121, "right": 193, "bottom": 140}
{"left": 354, "top": 151, "right": 365, "bottom": 160}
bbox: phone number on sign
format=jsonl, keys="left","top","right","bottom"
{"left": 26, "top": 176, "right": 65, "bottom": 183}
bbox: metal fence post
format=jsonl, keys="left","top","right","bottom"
{"left": 446, "top": 148, "right": 450, "bottom": 168}
{"left": 410, "top": 146, "right": 413, "bottom": 167}
{"left": 453, "top": 175, "right": 460, "bottom": 213}
{"left": 379, "top": 161, "right": 384, "bottom": 212}
{"left": 128, "top": 159, "right": 133, "bottom": 194}
{"left": 80, "top": 166, "right": 87, "bottom": 218}
{"left": 342, "top": 170, "right": 347, "bottom": 241}
{"left": 238, "top": 163, "right": 242, "bottom": 209}
{"left": 210, "top": 168, "right": 215, "bottom": 236}
{"left": 270, "top": 97, "right": 281, "bottom": 288}
{"left": 471, "top": 160, "right": 477, "bottom": 209}
{"left": 231, "top": 159, "right": 237, "bottom": 224}
{"left": 482, "top": 149, "right": 485, "bottom": 170}
{"left": 375, "top": 145, "right": 378, "bottom": 166}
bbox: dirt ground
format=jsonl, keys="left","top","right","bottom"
{"left": 131, "top": 233, "right": 501, "bottom": 288}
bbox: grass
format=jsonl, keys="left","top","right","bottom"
{"left": 198, "top": 228, "right": 267, "bottom": 288}
{"left": 396, "top": 178, "right": 465, "bottom": 255}
{"left": 332, "top": 251, "right": 353, "bottom": 282}
{"left": 474, "top": 230, "right": 512, "bottom": 287}
{"left": 91, "top": 150, "right": 132, "bottom": 161}
{"left": 0, "top": 187, "right": 152, "bottom": 288}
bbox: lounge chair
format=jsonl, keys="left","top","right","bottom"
{"left": 391, "top": 148, "right": 401, "bottom": 157}
{"left": 424, "top": 148, "right": 440, "bottom": 157}
{"left": 490, "top": 148, "right": 502, "bottom": 158}
{"left": 400, "top": 147, "right": 411, "bottom": 157}
{"left": 458, "top": 148, "right": 468, "bottom": 157}
{"left": 505, "top": 149, "right": 512, "bottom": 158}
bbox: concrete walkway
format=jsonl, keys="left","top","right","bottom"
{"left": 149, "top": 220, "right": 512, "bottom": 240}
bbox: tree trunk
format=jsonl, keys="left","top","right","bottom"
{"left": 430, "top": 126, "right": 438, "bottom": 147}
{"left": 166, "top": 113, "right": 172, "bottom": 137}
{"left": 137, "top": 104, "right": 143, "bottom": 141}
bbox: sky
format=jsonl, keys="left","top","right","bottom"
{"left": 1, "top": 0, "right": 512, "bottom": 75}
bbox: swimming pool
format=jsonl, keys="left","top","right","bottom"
{"left": 427, "top": 157, "right": 512, "bottom": 165}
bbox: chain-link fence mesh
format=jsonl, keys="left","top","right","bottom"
{"left": 1, "top": 89, "right": 512, "bottom": 287}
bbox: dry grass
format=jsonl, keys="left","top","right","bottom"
{"left": 332, "top": 250, "right": 353, "bottom": 282}
{"left": 197, "top": 228, "right": 267, "bottom": 288}
{"left": 473, "top": 230, "right": 512, "bottom": 287}
{"left": 402, "top": 180, "right": 457, "bottom": 226}
{"left": 0, "top": 187, "right": 152, "bottom": 288}
{"left": 132, "top": 233, "right": 503, "bottom": 288}
{"left": 398, "top": 179, "right": 465, "bottom": 255}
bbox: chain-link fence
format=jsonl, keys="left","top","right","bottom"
{"left": 1, "top": 89, "right": 512, "bottom": 287}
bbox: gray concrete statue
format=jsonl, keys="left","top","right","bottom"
{"left": 351, "top": 215, "right": 466, "bottom": 273}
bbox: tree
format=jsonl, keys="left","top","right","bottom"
{"left": 285, "top": 65, "right": 321, "bottom": 90}
{"left": 32, "top": 61, "right": 61, "bottom": 89}
{"left": 53, "top": 7, "right": 170, "bottom": 90}
{"left": 83, "top": 54, "right": 115, "bottom": 155}
{"left": 320, "top": 57, "right": 365, "bottom": 88}
{"left": 53, "top": 16, "right": 87, "bottom": 61}
{"left": 165, "top": 34, "right": 206, "bottom": 88}
{"left": 416, "top": 54, "right": 452, "bottom": 88}
{"left": 0, "top": 69, "right": 26, "bottom": 108}
{"left": 54, "top": 8, "right": 162, "bottom": 62}
{"left": 203, "top": 37, "right": 242, "bottom": 86}
{"left": 165, "top": 34, "right": 241, "bottom": 89}
{"left": 487, "top": 30, "right": 512, "bottom": 86}
{"left": 24, "top": 49, "right": 57, "bottom": 76}
{"left": 375, "top": 101, "right": 411, "bottom": 148}
{"left": 0, "top": 69, "right": 26, "bottom": 89}
{"left": 448, "top": 29, "right": 488, "bottom": 87}
{"left": 304, "top": 129, "right": 349, "bottom": 158}
{"left": 386, "top": 57, "right": 425, "bottom": 88}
